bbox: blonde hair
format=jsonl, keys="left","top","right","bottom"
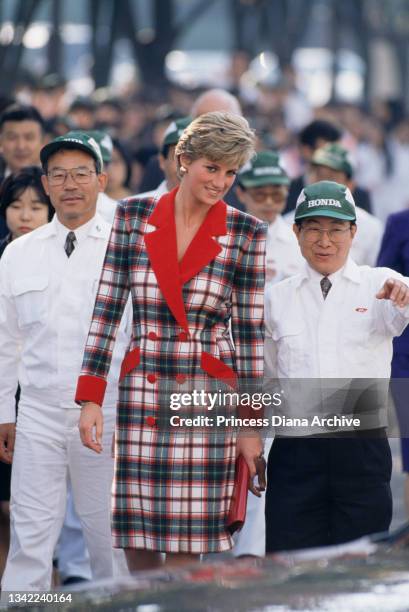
{"left": 175, "top": 111, "right": 255, "bottom": 170}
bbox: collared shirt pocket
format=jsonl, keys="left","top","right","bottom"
{"left": 271, "top": 321, "right": 308, "bottom": 376}
{"left": 11, "top": 275, "right": 48, "bottom": 328}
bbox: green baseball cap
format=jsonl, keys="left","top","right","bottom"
{"left": 162, "top": 116, "right": 191, "bottom": 149}
{"left": 295, "top": 180, "right": 356, "bottom": 222}
{"left": 238, "top": 151, "right": 289, "bottom": 187}
{"left": 40, "top": 130, "right": 104, "bottom": 172}
{"left": 312, "top": 143, "right": 353, "bottom": 178}
{"left": 89, "top": 130, "right": 113, "bottom": 164}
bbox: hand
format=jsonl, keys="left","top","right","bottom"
{"left": 236, "top": 432, "right": 266, "bottom": 497}
{"left": 0, "top": 423, "right": 16, "bottom": 464}
{"left": 78, "top": 402, "right": 103, "bottom": 453}
{"left": 376, "top": 278, "right": 409, "bottom": 307}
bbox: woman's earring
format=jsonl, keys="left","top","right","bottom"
{"left": 180, "top": 166, "right": 187, "bottom": 175}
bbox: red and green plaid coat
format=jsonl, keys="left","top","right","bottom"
{"left": 76, "top": 188, "right": 266, "bottom": 553}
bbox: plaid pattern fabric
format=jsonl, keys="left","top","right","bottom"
{"left": 77, "top": 188, "right": 266, "bottom": 553}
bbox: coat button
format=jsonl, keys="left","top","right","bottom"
{"left": 175, "top": 374, "right": 186, "bottom": 384}
{"left": 147, "top": 374, "right": 157, "bottom": 384}
{"left": 178, "top": 331, "right": 189, "bottom": 341}
{"left": 148, "top": 331, "right": 158, "bottom": 341}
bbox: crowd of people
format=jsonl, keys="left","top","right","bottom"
{"left": 0, "top": 74, "right": 409, "bottom": 592}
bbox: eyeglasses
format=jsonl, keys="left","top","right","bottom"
{"left": 247, "top": 189, "right": 284, "bottom": 203}
{"left": 47, "top": 167, "right": 96, "bottom": 186}
{"left": 301, "top": 227, "right": 351, "bottom": 243}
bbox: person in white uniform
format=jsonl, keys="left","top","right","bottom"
{"left": 54, "top": 129, "right": 117, "bottom": 586}
{"left": 0, "top": 131, "right": 131, "bottom": 590}
{"left": 237, "top": 151, "right": 304, "bottom": 285}
{"left": 283, "top": 143, "right": 384, "bottom": 267}
{"left": 309, "top": 143, "right": 384, "bottom": 266}
{"left": 264, "top": 180, "right": 409, "bottom": 552}
{"left": 233, "top": 151, "right": 304, "bottom": 557}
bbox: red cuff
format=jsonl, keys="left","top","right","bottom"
{"left": 75, "top": 375, "right": 107, "bottom": 406}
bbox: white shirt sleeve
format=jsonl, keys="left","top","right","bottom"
{"left": 0, "top": 253, "right": 21, "bottom": 424}
{"left": 375, "top": 269, "right": 409, "bottom": 337}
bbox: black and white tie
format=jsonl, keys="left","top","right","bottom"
{"left": 320, "top": 276, "right": 332, "bottom": 300}
{"left": 64, "top": 231, "right": 76, "bottom": 258}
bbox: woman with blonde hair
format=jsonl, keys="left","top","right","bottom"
{"left": 76, "top": 111, "right": 266, "bottom": 570}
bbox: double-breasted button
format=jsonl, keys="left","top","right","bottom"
{"left": 147, "top": 374, "right": 157, "bottom": 384}
{"left": 148, "top": 331, "right": 158, "bottom": 341}
{"left": 178, "top": 331, "right": 189, "bottom": 341}
{"left": 175, "top": 374, "right": 186, "bottom": 384}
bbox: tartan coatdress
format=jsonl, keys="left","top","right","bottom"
{"left": 76, "top": 187, "right": 266, "bottom": 553}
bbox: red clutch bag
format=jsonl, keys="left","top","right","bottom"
{"left": 226, "top": 455, "right": 250, "bottom": 535}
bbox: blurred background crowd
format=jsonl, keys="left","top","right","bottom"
{"left": 2, "top": 0, "right": 409, "bottom": 587}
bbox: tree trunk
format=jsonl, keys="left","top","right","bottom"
{"left": 47, "top": 0, "right": 62, "bottom": 75}
{"left": 0, "top": 0, "right": 40, "bottom": 94}
{"left": 90, "top": 0, "right": 121, "bottom": 89}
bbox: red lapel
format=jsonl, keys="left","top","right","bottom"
{"left": 179, "top": 197, "right": 227, "bottom": 285}
{"left": 144, "top": 189, "right": 189, "bottom": 331}
{"left": 144, "top": 188, "right": 227, "bottom": 330}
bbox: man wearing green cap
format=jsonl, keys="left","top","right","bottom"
{"left": 309, "top": 142, "right": 383, "bottom": 266}
{"left": 237, "top": 151, "right": 303, "bottom": 285}
{"left": 137, "top": 116, "right": 191, "bottom": 199}
{"left": 264, "top": 180, "right": 409, "bottom": 552}
{"left": 58, "top": 129, "right": 121, "bottom": 586}
{"left": 0, "top": 131, "right": 131, "bottom": 589}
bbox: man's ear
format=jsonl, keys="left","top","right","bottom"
{"left": 97, "top": 172, "right": 108, "bottom": 193}
{"left": 41, "top": 173, "right": 50, "bottom": 196}
{"left": 293, "top": 223, "right": 301, "bottom": 244}
{"left": 350, "top": 223, "right": 357, "bottom": 239}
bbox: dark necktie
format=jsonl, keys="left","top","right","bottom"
{"left": 64, "top": 231, "right": 76, "bottom": 258}
{"left": 320, "top": 276, "right": 332, "bottom": 300}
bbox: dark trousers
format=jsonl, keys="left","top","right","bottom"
{"left": 265, "top": 434, "right": 392, "bottom": 553}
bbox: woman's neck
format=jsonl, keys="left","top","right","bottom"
{"left": 174, "top": 183, "right": 211, "bottom": 228}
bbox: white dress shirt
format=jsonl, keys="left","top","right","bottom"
{"left": 0, "top": 213, "right": 131, "bottom": 423}
{"left": 264, "top": 258, "right": 409, "bottom": 435}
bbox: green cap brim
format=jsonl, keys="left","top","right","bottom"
{"left": 312, "top": 159, "right": 344, "bottom": 172}
{"left": 295, "top": 209, "right": 356, "bottom": 222}
{"left": 239, "top": 176, "right": 290, "bottom": 188}
{"left": 40, "top": 141, "right": 102, "bottom": 172}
